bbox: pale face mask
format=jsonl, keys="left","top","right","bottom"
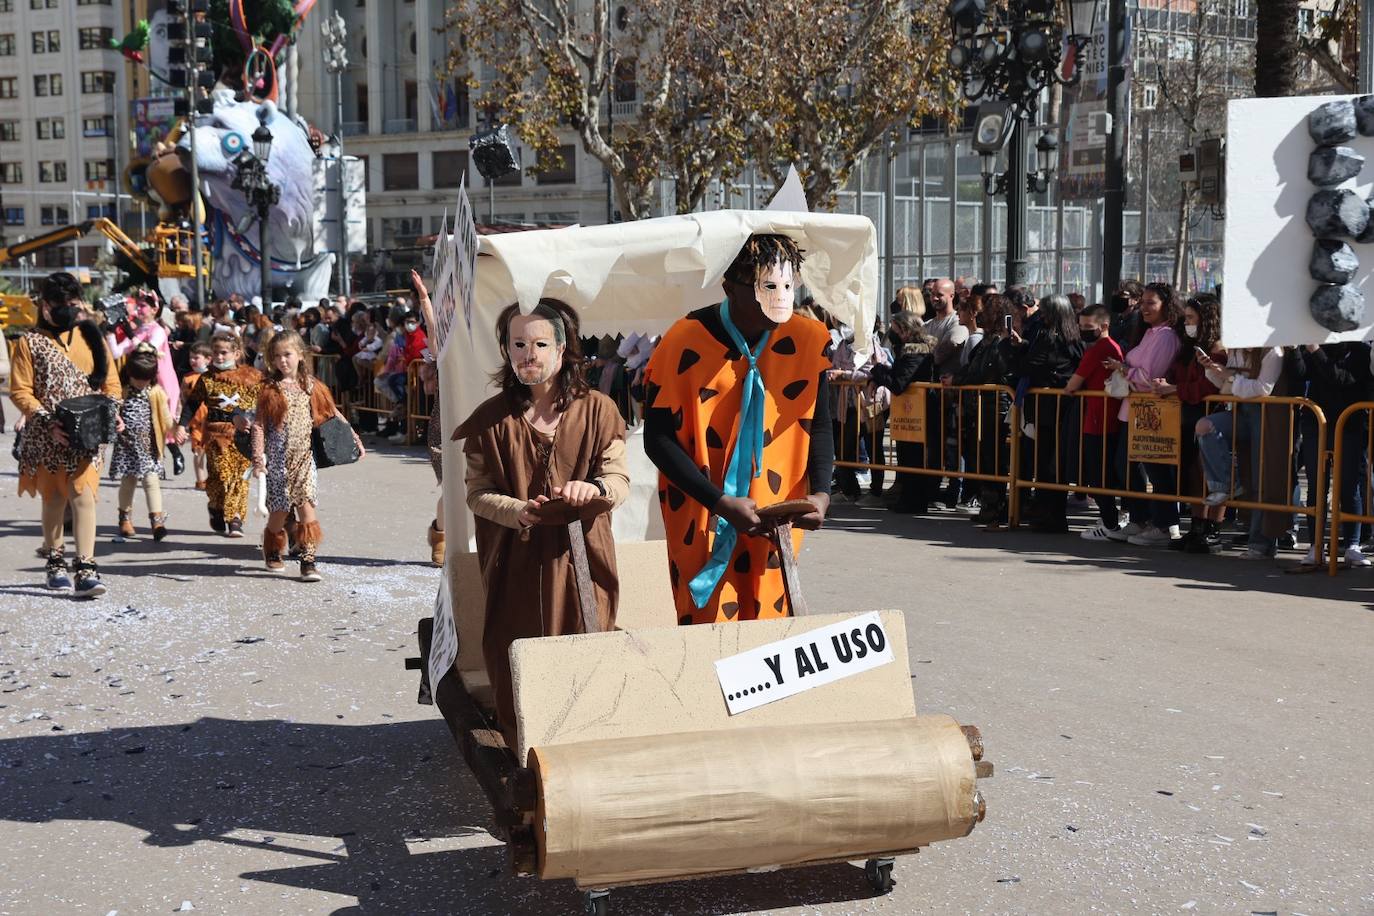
{"left": 508, "top": 314, "right": 564, "bottom": 387}
{"left": 1184, "top": 324, "right": 1198, "bottom": 338}
{"left": 754, "top": 262, "right": 796, "bottom": 324}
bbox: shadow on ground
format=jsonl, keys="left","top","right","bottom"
{"left": 0, "top": 717, "right": 890, "bottom": 915}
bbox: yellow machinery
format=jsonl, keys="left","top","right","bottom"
{"left": 0, "top": 218, "right": 209, "bottom": 290}
{"left": 0, "top": 293, "right": 37, "bottom": 330}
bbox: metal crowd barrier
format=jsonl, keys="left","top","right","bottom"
{"left": 1327, "top": 401, "right": 1374, "bottom": 576}
{"left": 406, "top": 359, "right": 435, "bottom": 445}
{"left": 833, "top": 380, "right": 1023, "bottom": 526}
{"left": 835, "top": 380, "right": 1328, "bottom": 551}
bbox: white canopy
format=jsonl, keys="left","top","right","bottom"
{"left": 438, "top": 208, "right": 881, "bottom": 550}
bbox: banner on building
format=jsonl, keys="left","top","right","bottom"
{"left": 131, "top": 98, "right": 178, "bottom": 160}
{"left": 1059, "top": 5, "right": 1131, "bottom": 201}
{"left": 1126, "top": 395, "right": 1181, "bottom": 463}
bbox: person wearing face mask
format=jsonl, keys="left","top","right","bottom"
{"left": 106, "top": 290, "right": 185, "bottom": 476}
{"left": 451, "top": 298, "right": 629, "bottom": 737}
{"left": 1108, "top": 279, "right": 1143, "bottom": 353}
{"left": 379, "top": 309, "right": 428, "bottom": 444}
{"left": 643, "top": 234, "right": 835, "bottom": 625}
{"left": 1065, "top": 304, "right": 1124, "bottom": 539}
{"left": 9, "top": 272, "right": 122, "bottom": 597}
{"left": 173, "top": 332, "right": 264, "bottom": 538}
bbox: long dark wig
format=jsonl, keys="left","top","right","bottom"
{"left": 491, "top": 298, "right": 589, "bottom": 413}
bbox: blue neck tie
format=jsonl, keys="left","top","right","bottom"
{"left": 688, "top": 299, "right": 771, "bottom": 609}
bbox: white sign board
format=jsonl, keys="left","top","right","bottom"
{"left": 451, "top": 176, "right": 479, "bottom": 346}
{"left": 428, "top": 573, "right": 458, "bottom": 693}
{"left": 714, "top": 611, "right": 893, "bottom": 715}
{"left": 1224, "top": 94, "right": 1374, "bottom": 347}
{"left": 429, "top": 209, "right": 457, "bottom": 357}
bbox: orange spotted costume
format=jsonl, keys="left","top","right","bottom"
{"left": 643, "top": 307, "right": 832, "bottom": 625}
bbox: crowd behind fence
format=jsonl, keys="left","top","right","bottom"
{"left": 9, "top": 334, "right": 1374, "bottom": 578}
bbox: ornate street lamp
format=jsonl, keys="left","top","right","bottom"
{"left": 946, "top": 0, "right": 1089, "bottom": 287}
{"left": 231, "top": 104, "right": 280, "bottom": 302}
{"left": 321, "top": 11, "right": 350, "bottom": 296}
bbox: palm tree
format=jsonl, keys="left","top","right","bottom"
{"left": 1255, "top": 0, "right": 1300, "bottom": 96}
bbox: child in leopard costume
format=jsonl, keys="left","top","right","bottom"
{"left": 109, "top": 346, "right": 173, "bottom": 542}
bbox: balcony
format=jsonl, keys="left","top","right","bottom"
{"left": 384, "top": 118, "right": 417, "bottom": 135}
{"left": 341, "top": 121, "right": 368, "bottom": 137}
{"left": 611, "top": 99, "right": 641, "bottom": 119}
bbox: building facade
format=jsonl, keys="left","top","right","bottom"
{"left": 0, "top": 0, "right": 150, "bottom": 279}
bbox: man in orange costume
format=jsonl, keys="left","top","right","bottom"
{"left": 643, "top": 234, "right": 834, "bottom": 624}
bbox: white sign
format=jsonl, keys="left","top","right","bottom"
{"left": 430, "top": 208, "right": 456, "bottom": 357}
{"left": 1224, "top": 94, "right": 1374, "bottom": 347}
{"left": 714, "top": 611, "right": 894, "bottom": 715}
{"left": 452, "top": 175, "right": 479, "bottom": 344}
{"left": 428, "top": 573, "right": 458, "bottom": 694}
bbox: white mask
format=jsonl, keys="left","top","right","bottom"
{"left": 754, "top": 262, "right": 796, "bottom": 324}
{"left": 213, "top": 359, "right": 236, "bottom": 371}
{"left": 1184, "top": 324, "right": 1198, "bottom": 339}
{"left": 508, "top": 314, "right": 563, "bottom": 387}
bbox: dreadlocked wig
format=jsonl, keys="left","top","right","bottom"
{"left": 724, "top": 234, "right": 806, "bottom": 286}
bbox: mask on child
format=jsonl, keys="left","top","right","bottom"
{"left": 405, "top": 321, "right": 419, "bottom": 333}
{"left": 213, "top": 359, "right": 236, "bottom": 371}
{"left": 1184, "top": 324, "right": 1198, "bottom": 338}
{"left": 1081, "top": 329, "right": 1100, "bottom": 343}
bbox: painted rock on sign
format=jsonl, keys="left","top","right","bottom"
{"left": 1308, "top": 147, "right": 1366, "bottom": 187}
{"left": 1311, "top": 284, "right": 1366, "bottom": 332}
{"left": 1306, "top": 189, "right": 1370, "bottom": 239}
{"left": 1310, "top": 239, "right": 1360, "bottom": 284}
{"left": 1355, "top": 95, "right": 1374, "bottom": 136}
{"left": 1309, "top": 99, "right": 1358, "bottom": 146}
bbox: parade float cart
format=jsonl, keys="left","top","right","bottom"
{"left": 413, "top": 208, "right": 992, "bottom": 913}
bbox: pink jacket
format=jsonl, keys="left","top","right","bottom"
{"left": 109, "top": 321, "right": 181, "bottom": 432}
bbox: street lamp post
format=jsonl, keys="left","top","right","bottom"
{"left": 946, "top": 0, "right": 1087, "bottom": 288}
{"left": 231, "top": 106, "right": 279, "bottom": 304}
{"left": 322, "top": 10, "right": 350, "bottom": 297}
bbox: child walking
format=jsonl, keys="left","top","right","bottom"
{"left": 110, "top": 346, "right": 173, "bottom": 541}
{"left": 251, "top": 330, "right": 364, "bottom": 581}
{"left": 181, "top": 342, "right": 212, "bottom": 491}
{"left": 174, "top": 332, "right": 262, "bottom": 538}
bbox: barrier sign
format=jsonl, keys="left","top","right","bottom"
{"left": 1127, "top": 395, "right": 1182, "bottom": 462}
{"left": 889, "top": 389, "right": 926, "bottom": 442}
{"left": 714, "top": 612, "right": 893, "bottom": 715}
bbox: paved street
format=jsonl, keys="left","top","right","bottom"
{"left": 1, "top": 441, "right": 1371, "bottom": 915}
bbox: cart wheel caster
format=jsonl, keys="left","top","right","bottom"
{"left": 582, "top": 889, "right": 610, "bottom": 915}
{"left": 865, "top": 857, "right": 895, "bottom": 895}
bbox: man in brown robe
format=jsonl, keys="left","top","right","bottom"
{"left": 453, "top": 298, "right": 629, "bottom": 734}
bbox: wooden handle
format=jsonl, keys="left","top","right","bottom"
{"left": 566, "top": 518, "right": 601, "bottom": 635}
{"left": 771, "top": 521, "right": 809, "bottom": 616}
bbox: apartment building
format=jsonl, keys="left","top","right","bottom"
{"left": 293, "top": 0, "right": 630, "bottom": 257}
{"left": 0, "top": 0, "right": 145, "bottom": 273}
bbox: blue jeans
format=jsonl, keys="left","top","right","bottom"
{"left": 1197, "top": 404, "right": 1276, "bottom": 552}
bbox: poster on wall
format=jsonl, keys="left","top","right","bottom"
{"left": 1059, "top": 4, "right": 1130, "bottom": 201}
{"left": 1223, "top": 94, "right": 1374, "bottom": 347}
{"left": 132, "top": 98, "right": 178, "bottom": 159}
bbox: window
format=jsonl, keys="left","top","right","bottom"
{"left": 32, "top": 30, "right": 59, "bottom": 52}
{"left": 81, "top": 116, "right": 110, "bottom": 137}
{"left": 34, "top": 74, "right": 62, "bottom": 96}
{"left": 432, "top": 150, "right": 469, "bottom": 189}
{"left": 84, "top": 159, "right": 113, "bottom": 181}
{"left": 382, "top": 152, "right": 418, "bottom": 190}
{"left": 613, "top": 58, "right": 637, "bottom": 102}
{"left": 38, "top": 161, "right": 66, "bottom": 182}
{"left": 79, "top": 27, "right": 112, "bottom": 49}
{"left": 0, "top": 1, "right": 11, "bottom": 11}
{"left": 3, "top": 206, "right": 23, "bottom": 225}
{"left": 40, "top": 205, "right": 70, "bottom": 226}
{"left": 81, "top": 71, "right": 115, "bottom": 94}
{"left": 0, "top": 34, "right": 14, "bottom": 56}
{"left": 1, "top": 163, "right": 24, "bottom": 184}
{"left": 37, "top": 118, "right": 65, "bottom": 139}
{"left": 86, "top": 204, "right": 115, "bottom": 219}
{"left": 0, "top": 79, "right": 15, "bottom": 99}
{"left": 536, "top": 144, "right": 577, "bottom": 185}
{"left": 1234, "top": 0, "right": 1248, "bottom": 17}
{"left": 76, "top": 0, "right": 111, "bottom": 5}
{"left": 355, "top": 83, "right": 369, "bottom": 124}
{"left": 0, "top": 121, "right": 17, "bottom": 142}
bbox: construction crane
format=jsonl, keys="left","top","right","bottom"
{"left": 0, "top": 218, "right": 207, "bottom": 284}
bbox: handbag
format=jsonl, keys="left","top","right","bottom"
{"left": 54, "top": 394, "right": 117, "bottom": 452}
{"left": 312, "top": 415, "right": 360, "bottom": 468}
{"left": 1104, "top": 369, "right": 1130, "bottom": 399}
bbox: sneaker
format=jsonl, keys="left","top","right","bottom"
{"left": 44, "top": 556, "right": 72, "bottom": 590}
{"left": 1345, "top": 545, "right": 1372, "bottom": 568}
{"left": 226, "top": 518, "right": 245, "bottom": 539}
{"left": 1278, "top": 530, "right": 1299, "bottom": 550}
{"left": 1184, "top": 531, "right": 1223, "bottom": 555}
{"left": 299, "top": 560, "right": 322, "bottom": 583}
{"left": 1128, "top": 525, "right": 1179, "bottom": 547}
{"left": 956, "top": 497, "right": 981, "bottom": 514}
{"left": 1080, "top": 523, "right": 1118, "bottom": 541}
{"left": 1105, "top": 521, "right": 1143, "bottom": 543}
{"left": 1302, "top": 546, "right": 1325, "bottom": 566}
{"left": 855, "top": 494, "right": 887, "bottom": 508}
{"left": 72, "top": 561, "right": 106, "bottom": 599}
{"left": 209, "top": 509, "right": 226, "bottom": 534}
{"left": 1204, "top": 491, "right": 1229, "bottom": 507}
{"left": 855, "top": 470, "right": 872, "bottom": 489}
{"left": 387, "top": 432, "right": 407, "bottom": 445}
{"left": 1241, "top": 546, "right": 1276, "bottom": 560}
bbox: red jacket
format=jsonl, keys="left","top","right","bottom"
{"left": 401, "top": 328, "right": 428, "bottom": 365}
{"left": 1170, "top": 357, "right": 1219, "bottom": 405}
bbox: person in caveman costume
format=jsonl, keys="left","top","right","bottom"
{"left": 643, "top": 234, "right": 835, "bottom": 625}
